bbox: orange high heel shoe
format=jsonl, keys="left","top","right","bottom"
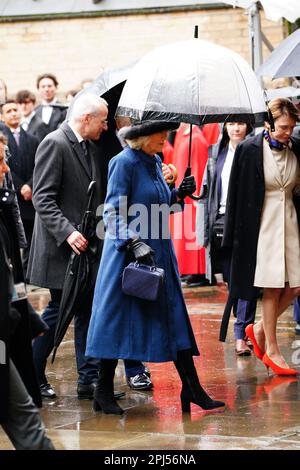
{"left": 262, "top": 354, "right": 299, "bottom": 376}
{"left": 245, "top": 324, "right": 264, "bottom": 360}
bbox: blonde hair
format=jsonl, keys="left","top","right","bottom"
{"left": 125, "top": 135, "right": 153, "bottom": 150}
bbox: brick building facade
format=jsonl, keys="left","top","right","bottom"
{"left": 0, "top": 3, "right": 286, "bottom": 100}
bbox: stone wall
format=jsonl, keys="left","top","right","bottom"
{"left": 0, "top": 8, "right": 285, "bottom": 100}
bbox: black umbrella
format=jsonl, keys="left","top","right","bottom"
{"left": 66, "top": 62, "right": 135, "bottom": 120}
{"left": 51, "top": 181, "right": 98, "bottom": 363}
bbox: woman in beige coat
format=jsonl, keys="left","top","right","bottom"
{"left": 223, "top": 98, "right": 300, "bottom": 375}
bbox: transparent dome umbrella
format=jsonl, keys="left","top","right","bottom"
{"left": 116, "top": 39, "right": 267, "bottom": 126}
{"left": 116, "top": 38, "right": 268, "bottom": 198}
{"left": 257, "top": 29, "right": 300, "bottom": 79}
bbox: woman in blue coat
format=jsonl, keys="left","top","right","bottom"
{"left": 86, "top": 120, "right": 225, "bottom": 414}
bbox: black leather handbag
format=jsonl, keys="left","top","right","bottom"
{"left": 122, "top": 262, "right": 165, "bottom": 301}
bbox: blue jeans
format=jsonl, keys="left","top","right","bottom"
{"left": 234, "top": 299, "right": 257, "bottom": 340}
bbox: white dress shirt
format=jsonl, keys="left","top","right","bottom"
{"left": 21, "top": 111, "right": 35, "bottom": 131}
{"left": 219, "top": 142, "right": 235, "bottom": 215}
{"left": 41, "top": 98, "right": 57, "bottom": 125}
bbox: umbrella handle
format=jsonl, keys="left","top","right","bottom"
{"left": 184, "top": 165, "right": 207, "bottom": 201}
{"left": 87, "top": 180, "right": 96, "bottom": 211}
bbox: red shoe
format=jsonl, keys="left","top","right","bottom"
{"left": 245, "top": 324, "right": 264, "bottom": 361}
{"left": 262, "top": 354, "right": 299, "bottom": 376}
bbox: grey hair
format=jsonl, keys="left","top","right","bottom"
{"left": 69, "top": 93, "right": 108, "bottom": 121}
{"left": 118, "top": 127, "right": 152, "bottom": 150}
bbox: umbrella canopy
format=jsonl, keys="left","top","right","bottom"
{"left": 265, "top": 86, "right": 300, "bottom": 101}
{"left": 116, "top": 39, "right": 267, "bottom": 126}
{"left": 51, "top": 181, "right": 98, "bottom": 363}
{"left": 257, "top": 29, "right": 300, "bottom": 79}
{"left": 67, "top": 62, "right": 135, "bottom": 119}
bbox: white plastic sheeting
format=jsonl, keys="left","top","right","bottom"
{"left": 222, "top": 0, "right": 300, "bottom": 23}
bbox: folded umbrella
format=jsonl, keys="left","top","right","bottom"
{"left": 51, "top": 181, "right": 98, "bottom": 363}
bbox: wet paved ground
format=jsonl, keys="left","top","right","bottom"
{"left": 1, "top": 283, "right": 300, "bottom": 450}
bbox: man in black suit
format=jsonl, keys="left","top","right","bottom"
{"left": 16, "top": 89, "right": 48, "bottom": 144}
{"left": 34, "top": 73, "right": 67, "bottom": 136}
{"left": 1, "top": 100, "right": 38, "bottom": 273}
{"left": 27, "top": 94, "right": 115, "bottom": 400}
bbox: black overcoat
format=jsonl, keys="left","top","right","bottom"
{"left": 2, "top": 126, "right": 38, "bottom": 221}
{"left": 223, "top": 132, "right": 300, "bottom": 300}
{"left": 34, "top": 103, "right": 67, "bottom": 136}
{"left": 0, "top": 195, "right": 41, "bottom": 421}
{"left": 26, "top": 113, "right": 49, "bottom": 144}
{"left": 27, "top": 122, "right": 105, "bottom": 289}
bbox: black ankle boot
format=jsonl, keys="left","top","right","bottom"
{"left": 93, "top": 359, "right": 124, "bottom": 415}
{"left": 175, "top": 349, "right": 225, "bottom": 412}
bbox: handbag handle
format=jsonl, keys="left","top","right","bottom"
{"left": 134, "top": 261, "right": 157, "bottom": 271}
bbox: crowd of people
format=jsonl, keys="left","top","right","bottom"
{"left": 1, "top": 68, "right": 300, "bottom": 447}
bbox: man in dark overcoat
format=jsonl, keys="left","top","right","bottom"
{"left": 27, "top": 93, "right": 110, "bottom": 400}
{"left": 0, "top": 133, "right": 54, "bottom": 449}
{"left": 34, "top": 73, "right": 67, "bottom": 137}
{"left": 16, "top": 89, "right": 48, "bottom": 144}
{"left": 0, "top": 100, "right": 38, "bottom": 272}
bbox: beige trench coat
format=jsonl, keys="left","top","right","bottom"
{"left": 254, "top": 139, "right": 300, "bottom": 288}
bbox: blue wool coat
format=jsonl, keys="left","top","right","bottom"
{"left": 86, "top": 147, "right": 199, "bottom": 362}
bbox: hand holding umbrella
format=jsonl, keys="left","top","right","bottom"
{"left": 66, "top": 230, "right": 88, "bottom": 255}
{"left": 176, "top": 175, "right": 196, "bottom": 200}
{"left": 51, "top": 180, "right": 98, "bottom": 363}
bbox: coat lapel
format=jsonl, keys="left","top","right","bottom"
{"left": 263, "top": 139, "right": 284, "bottom": 187}
{"left": 282, "top": 146, "right": 297, "bottom": 187}
{"left": 60, "top": 122, "right": 91, "bottom": 180}
{"left": 72, "top": 141, "right": 92, "bottom": 179}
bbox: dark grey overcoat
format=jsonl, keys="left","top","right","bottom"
{"left": 27, "top": 122, "right": 105, "bottom": 289}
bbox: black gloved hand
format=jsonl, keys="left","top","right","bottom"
{"left": 176, "top": 175, "right": 196, "bottom": 199}
{"left": 127, "top": 239, "right": 154, "bottom": 265}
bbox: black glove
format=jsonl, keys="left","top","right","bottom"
{"left": 176, "top": 175, "right": 196, "bottom": 199}
{"left": 127, "top": 239, "right": 154, "bottom": 265}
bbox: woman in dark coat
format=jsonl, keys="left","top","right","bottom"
{"left": 223, "top": 98, "right": 300, "bottom": 376}
{"left": 86, "top": 120, "right": 225, "bottom": 414}
{"left": 0, "top": 133, "right": 54, "bottom": 450}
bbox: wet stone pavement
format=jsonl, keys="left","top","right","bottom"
{"left": 1, "top": 283, "right": 300, "bottom": 450}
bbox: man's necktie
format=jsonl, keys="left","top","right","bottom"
{"left": 13, "top": 130, "right": 20, "bottom": 146}
{"left": 80, "top": 140, "right": 92, "bottom": 175}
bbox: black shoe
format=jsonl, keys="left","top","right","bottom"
{"left": 185, "top": 275, "right": 210, "bottom": 287}
{"left": 40, "top": 383, "right": 56, "bottom": 399}
{"left": 295, "top": 324, "right": 300, "bottom": 335}
{"left": 77, "top": 383, "right": 125, "bottom": 400}
{"left": 127, "top": 372, "right": 153, "bottom": 390}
